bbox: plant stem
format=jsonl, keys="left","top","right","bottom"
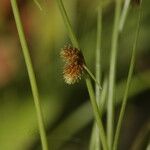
{"left": 84, "top": 65, "right": 102, "bottom": 90}
{"left": 57, "top": 0, "right": 79, "bottom": 48}
{"left": 119, "top": 0, "right": 131, "bottom": 32}
{"left": 113, "top": 5, "right": 142, "bottom": 150}
{"left": 86, "top": 78, "right": 108, "bottom": 150}
{"left": 11, "top": 1, "right": 48, "bottom": 150}
{"left": 107, "top": 0, "right": 122, "bottom": 149}
{"left": 90, "top": 79, "right": 108, "bottom": 150}
{"left": 89, "top": 6, "right": 102, "bottom": 150}
{"left": 57, "top": 0, "right": 108, "bottom": 149}
{"left": 95, "top": 6, "right": 102, "bottom": 99}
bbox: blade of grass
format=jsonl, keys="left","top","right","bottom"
{"left": 90, "top": 79, "right": 108, "bottom": 150}
{"left": 57, "top": 0, "right": 79, "bottom": 48}
{"left": 119, "top": 0, "right": 131, "bottom": 32}
{"left": 11, "top": 1, "right": 48, "bottom": 150}
{"left": 85, "top": 78, "right": 108, "bottom": 150}
{"left": 90, "top": 124, "right": 98, "bottom": 150}
{"left": 113, "top": 3, "right": 142, "bottom": 150}
{"left": 89, "top": 6, "right": 103, "bottom": 150}
{"left": 107, "top": 0, "right": 122, "bottom": 148}
{"left": 95, "top": 6, "right": 102, "bottom": 99}
{"left": 57, "top": 0, "right": 108, "bottom": 150}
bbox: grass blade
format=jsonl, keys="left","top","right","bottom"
{"left": 85, "top": 78, "right": 108, "bottom": 150}
{"left": 57, "top": 0, "right": 79, "bottom": 48}
{"left": 89, "top": 7, "right": 103, "bottom": 150}
{"left": 89, "top": 79, "right": 108, "bottom": 150}
{"left": 11, "top": 1, "right": 48, "bottom": 150}
{"left": 119, "top": 0, "right": 131, "bottom": 32}
{"left": 113, "top": 3, "right": 142, "bottom": 150}
{"left": 107, "top": 0, "right": 122, "bottom": 148}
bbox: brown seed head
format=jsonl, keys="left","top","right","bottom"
{"left": 60, "top": 45, "right": 85, "bottom": 84}
{"left": 60, "top": 45, "right": 84, "bottom": 63}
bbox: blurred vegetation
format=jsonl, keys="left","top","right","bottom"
{"left": 0, "top": 0, "right": 150, "bottom": 150}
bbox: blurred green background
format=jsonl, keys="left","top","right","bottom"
{"left": 0, "top": 0, "right": 150, "bottom": 150}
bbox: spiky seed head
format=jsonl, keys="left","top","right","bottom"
{"left": 63, "top": 62, "right": 84, "bottom": 84}
{"left": 60, "top": 45, "right": 85, "bottom": 84}
{"left": 60, "top": 45, "right": 84, "bottom": 63}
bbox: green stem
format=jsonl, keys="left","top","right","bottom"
{"left": 107, "top": 0, "right": 122, "bottom": 149}
{"left": 90, "top": 79, "right": 108, "bottom": 150}
{"left": 57, "top": 0, "right": 108, "bottom": 149}
{"left": 89, "top": 6, "right": 103, "bottom": 150}
{"left": 113, "top": 5, "right": 142, "bottom": 150}
{"left": 11, "top": 1, "right": 48, "bottom": 150}
{"left": 119, "top": 0, "right": 131, "bottom": 32}
{"left": 95, "top": 6, "right": 102, "bottom": 101}
{"left": 84, "top": 65, "right": 102, "bottom": 90}
{"left": 86, "top": 78, "right": 108, "bottom": 150}
{"left": 57, "top": 0, "right": 79, "bottom": 48}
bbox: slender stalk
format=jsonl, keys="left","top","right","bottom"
{"left": 90, "top": 79, "right": 108, "bottom": 150}
{"left": 11, "top": 1, "right": 48, "bottom": 150}
{"left": 57, "top": 0, "right": 108, "bottom": 149}
{"left": 99, "top": 79, "right": 108, "bottom": 114}
{"left": 86, "top": 78, "right": 108, "bottom": 150}
{"left": 113, "top": 5, "right": 142, "bottom": 150}
{"left": 107, "top": 0, "right": 122, "bottom": 149}
{"left": 84, "top": 65, "right": 102, "bottom": 90}
{"left": 89, "top": 6, "right": 102, "bottom": 150}
{"left": 57, "top": 0, "right": 79, "bottom": 48}
{"left": 119, "top": 0, "right": 131, "bottom": 32}
{"left": 95, "top": 6, "right": 102, "bottom": 100}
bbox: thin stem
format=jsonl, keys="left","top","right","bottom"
{"left": 90, "top": 79, "right": 108, "bottom": 150}
{"left": 57, "top": 0, "right": 79, "bottom": 48}
{"left": 99, "top": 79, "right": 108, "bottom": 114}
{"left": 113, "top": 5, "right": 142, "bottom": 150}
{"left": 84, "top": 65, "right": 102, "bottom": 90}
{"left": 89, "top": 6, "right": 102, "bottom": 150}
{"left": 95, "top": 6, "right": 102, "bottom": 102}
{"left": 107, "top": 0, "right": 122, "bottom": 149}
{"left": 86, "top": 78, "right": 108, "bottom": 150}
{"left": 11, "top": 1, "right": 48, "bottom": 150}
{"left": 57, "top": 0, "right": 108, "bottom": 149}
{"left": 119, "top": 0, "right": 131, "bottom": 32}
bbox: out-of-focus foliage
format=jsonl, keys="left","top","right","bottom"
{"left": 0, "top": 0, "right": 149, "bottom": 149}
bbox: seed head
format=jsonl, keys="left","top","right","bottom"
{"left": 60, "top": 45, "right": 84, "bottom": 63}
{"left": 60, "top": 45, "right": 85, "bottom": 84}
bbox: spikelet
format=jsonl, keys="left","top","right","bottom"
{"left": 60, "top": 45, "right": 85, "bottom": 84}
